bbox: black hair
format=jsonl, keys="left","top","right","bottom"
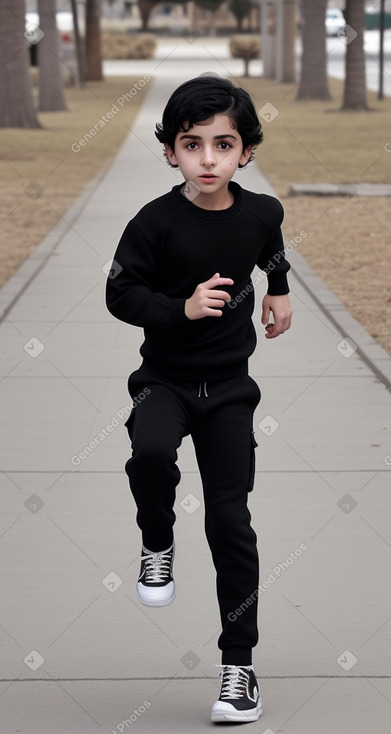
{"left": 154, "top": 75, "right": 263, "bottom": 169}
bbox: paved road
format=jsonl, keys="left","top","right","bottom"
{"left": 1, "top": 51, "right": 391, "bottom": 734}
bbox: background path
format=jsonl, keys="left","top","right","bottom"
{"left": 1, "top": 65, "right": 391, "bottom": 733}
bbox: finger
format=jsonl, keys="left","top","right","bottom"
{"left": 265, "top": 322, "right": 284, "bottom": 338}
{"left": 261, "top": 302, "right": 270, "bottom": 325}
{"left": 265, "top": 328, "right": 277, "bottom": 339}
{"left": 203, "top": 275, "right": 234, "bottom": 289}
{"left": 273, "top": 319, "right": 285, "bottom": 335}
{"left": 264, "top": 311, "right": 292, "bottom": 338}
{"left": 206, "top": 289, "right": 232, "bottom": 302}
{"left": 204, "top": 307, "right": 223, "bottom": 317}
{"left": 275, "top": 314, "right": 292, "bottom": 334}
{"left": 264, "top": 323, "right": 278, "bottom": 338}
{"left": 206, "top": 299, "right": 227, "bottom": 309}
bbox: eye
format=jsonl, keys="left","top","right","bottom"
{"left": 218, "top": 141, "right": 232, "bottom": 150}
{"left": 185, "top": 142, "right": 199, "bottom": 150}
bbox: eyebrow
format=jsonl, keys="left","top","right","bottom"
{"left": 179, "top": 134, "right": 238, "bottom": 141}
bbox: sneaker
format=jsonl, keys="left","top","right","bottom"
{"left": 211, "top": 664, "right": 263, "bottom": 723}
{"left": 136, "top": 542, "right": 175, "bottom": 607}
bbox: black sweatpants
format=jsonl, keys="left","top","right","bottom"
{"left": 124, "top": 364, "right": 261, "bottom": 667}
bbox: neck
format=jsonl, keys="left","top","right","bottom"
{"left": 189, "top": 185, "right": 234, "bottom": 211}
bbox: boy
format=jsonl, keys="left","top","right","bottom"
{"left": 106, "top": 75, "right": 292, "bottom": 724}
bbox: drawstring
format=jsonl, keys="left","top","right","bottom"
{"left": 197, "top": 381, "right": 208, "bottom": 398}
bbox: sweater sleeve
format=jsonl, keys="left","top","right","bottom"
{"left": 105, "top": 219, "right": 188, "bottom": 328}
{"left": 256, "top": 199, "right": 291, "bottom": 296}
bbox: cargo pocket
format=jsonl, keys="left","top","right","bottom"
{"left": 124, "top": 408, "right": 136, "bottom": 442}
{"left": 247, "top": 430, "right": 258, "bottom": 492}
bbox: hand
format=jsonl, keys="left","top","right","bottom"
{"left": 261, "top": 293, "right": 293, "bottom": 338}
{"left": 185, "top": 272, "right": 234, "bottom": 320}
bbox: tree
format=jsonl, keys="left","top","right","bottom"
{"left": 0, "top": 0, "right": 41, "bottom": 128}
{"left": 137, "top": 0, "right": 160, "bottom": 30}
{"left": 341, "top": 0, "right": 369, "bottom": 110}
{"left": 228, "top": 0, "right": 253, "bottom": 32}
{"left": 296, "top": 0, "right": 331, "bottom": 100}
{"left": 194, "top": 0, "right": 224, "bottom": 36}
{"left": 85, "top": 0, "right": 103, "bottom": 81}
{"left": 275, "top": 0, "right": 296, "bottom": 83}
{"left": 229, "top": 35, "right": 260, "bottom": 76}
{"left": 70, "top": 0, "right": 85, "bottom": 86}
{"left": 37, "top": 0, "right": 67, "bottom": 111}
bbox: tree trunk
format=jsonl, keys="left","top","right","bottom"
{"left": 261, "top": 0, "right": 276, "bottom": 79}
{"left": 70, "top": 0, "right": 86, "bottom": 87}
{"left": 0, "top": 0, "right": 41, "bottom": 128}
{"left": 207, "top": 9, "right": 216, "bottom": 36}
{"left": 276, "top": 0, "right": 296, "bottom": 83}
{"left": 296, "top": 0, "right": 331, "bottom": 100}
{"left": 138, "top": 0, "right": 155, "bottom": 30}
{"left": 85, "top": 0, "right": 103, "bottom": 81}
{"left": 37, "top": 0, "right": 67, "bottom": 111}
{"left": 341, "top": 0, "right": 369, "bottom": 110}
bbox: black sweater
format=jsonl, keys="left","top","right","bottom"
{"left": 106, "top": 179, "right": 291, "bottom": 380}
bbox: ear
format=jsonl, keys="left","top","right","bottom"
{"left": 239, "top": 144, "right": 253, "bottom": 166}
{"left": 164, "top": 143, "right": 178, "bottom": 166}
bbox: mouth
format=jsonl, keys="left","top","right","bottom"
{"left": 199, "top": 174, "right": 218, "bottom": 181}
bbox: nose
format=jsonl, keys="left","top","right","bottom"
{"left": 201, "top": 144, "right": 216, "bottom": 168}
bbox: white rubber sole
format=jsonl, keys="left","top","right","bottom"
{"left": 136, "top": 584, "right": 176, "bottom": 607}
{"left": 211, "top": 700, "right": 263, "bottom": 723}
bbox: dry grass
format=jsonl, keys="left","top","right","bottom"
{"left": 240, "top": 76, "right": 391, "bottom": 355}
{"left": 243, "top": 76, "right": 391, "bottom": 192}
{"left": 280, "top": 195, "right": 391, "bottom": 353}
{"left": 0, "top": 75, "right": 151, "bottom": 289}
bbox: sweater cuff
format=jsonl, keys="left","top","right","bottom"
{"left": 266, "top": 272, "right": 290, "bottom": 296}
{"left": 169, "top": 298, "right": 188, "bottom": 323}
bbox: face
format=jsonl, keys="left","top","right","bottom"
{"left": 164, "top": 113, "right": 253, "bottom": 197}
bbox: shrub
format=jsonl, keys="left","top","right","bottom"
{"left": 229, "top": 34, "right": 260, "bottom": 76}
{"left": 101, "top": 32, "right": 157, "bottom": 59}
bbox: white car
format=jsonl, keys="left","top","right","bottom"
{"left": 325, "top": 8, "right": 345, "bottom": 36}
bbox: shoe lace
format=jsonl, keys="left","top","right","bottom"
{"left": 142, "top": 549, "right": 172, "bottom": 583}
{"left": 214, "top": 664, "right": 250, "bottom": 700}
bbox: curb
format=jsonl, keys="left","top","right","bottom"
{"left": 289, "top": 248, "right": 391, "bottom": 393}
{"left": 0, "top": 165, "right": 108, "bottom": 324}
{"left": 288, "top": 183, "right": 391, "bottom": 197}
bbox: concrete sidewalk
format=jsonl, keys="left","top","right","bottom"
{"left": 1, "top": 68, "right": 391, "bottom": 734}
